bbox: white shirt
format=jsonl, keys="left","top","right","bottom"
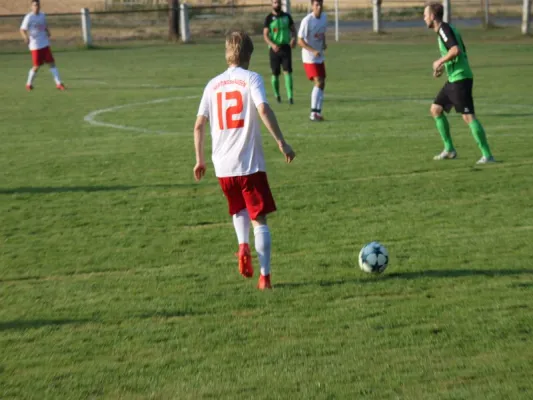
{"left": 197, "top": 67, "right": 269, "bottom": 178}
{"left": 20, "top": 12, "right": 50, "bottom": 51}
{"left": 298, "top": 12, "right": 327, "bottom": 64}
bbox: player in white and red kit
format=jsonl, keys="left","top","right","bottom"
{"left": 298, "top": 0, "right": 327, "bottom": 121}
{"left": 193, "top": 31, "right": 296, "bottom": 290}
{"left": 20, "top": 0, "right": 65, "bottom": 91}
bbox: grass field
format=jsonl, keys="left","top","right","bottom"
{"left": 1, "top": 28, "right": 533, "bottom": 399}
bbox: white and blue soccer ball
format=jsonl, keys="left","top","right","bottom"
{"left": 358, "top": 241, "right": 389, "bottom": 274}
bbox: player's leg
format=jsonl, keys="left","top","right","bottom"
{"left": 219, "top": 176, "right": 253, "bottom": 278}
{"left": 303, "top": 63, "right": 319, "bottom": 120}
{"left": 44, "top": 48, "right": 65, "bottom": 90}
{"left": 311, "top": 76, "right": 325, "bottom": 121}
{"left": 455, "top": 80, "right": 493, "bottom": 163}
{"left": 269, "top": 49, "right": 281, "bottom": 103}
{"left": 315, "top": 65, "right": 326, "bottom": 118}
{"left": 251, "top": 215, "right": 272, "bottom": 290}
{"left": 27, "top": 51, "right": 41, "bottom": 90}
{"left": 241, "top": 172, "right": 277, "bottom": 290}
{"left": 431, "top": 83, "right": 456, "bottom": 160}
{"left": 281, "top": 46, "right": 294, "bottom": 104}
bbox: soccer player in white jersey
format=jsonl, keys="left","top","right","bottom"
{"left": 193, "top": 31, "right": 296, "bottom": 290}
{"left": 20, "top": 0, "right": 65, "bottom": 91}
{"left": 298, "top": 0, "right": 327, "bottom": 121}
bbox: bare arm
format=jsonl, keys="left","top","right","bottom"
{"left": 263, "top": 27, "right": 278, "bottom": 50}
{"left": 433, "top": 45, "right": 460, "bottom": 75}
{"left": 289, "top": 24, "right": 297, "bottom": 48}
{"left": 298, "top": 37, "right": 320, "bottom": 58}
{"left": 437, "top": 45, "right": 460, "bottom": 66}
{"left": 257, "top": 103, "right": 295, "bottom": 163}
{"left": 45, "top": 27, "right": 51, "bottom": 38}
{"left": 193, "top": 116, "right": 208, "bottom": 181}
{"left": 20, "top": 29, "right": 29, "bottom": 44}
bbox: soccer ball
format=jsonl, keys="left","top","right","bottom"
{"left": 358, "top": 242, "right": 389, "bottom": 274}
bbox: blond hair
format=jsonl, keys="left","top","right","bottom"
{"left": 225, "top": 31, "right": 254, "bottom": 66}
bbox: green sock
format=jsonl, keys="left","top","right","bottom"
{"left": 468, "top": 119, "right": 492, "bottom": 158}
{"left": 271, "top": 75, "right": 280, "bottom": 98}
{"left": 284, "top": 73, "right": 293, "bottom": 100}
{"left": 435, "top": 115, "right": 455, "bottom": 152}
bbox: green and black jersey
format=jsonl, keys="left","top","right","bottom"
{"left": 264, "top": 11, "right": 294, "bottom": 46}
{"left": 437, "top": 23, "right": 473, "bottom": 82}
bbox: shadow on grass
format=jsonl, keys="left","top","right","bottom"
{"left": 0, "top": 319, "right": 91, "bottom": 331}
{"left": 275, "top": 268, "right": 533, "bottom": 289}
{"left": 0, "top": 183, "right": 206, "bottom": 195}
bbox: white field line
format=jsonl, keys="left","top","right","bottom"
{"left": 84, "top": 96, "right": 199, "bottom": 135}
{"left": 83, "top": 94, "right": 533, "bottom": 138}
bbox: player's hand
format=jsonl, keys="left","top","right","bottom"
{"left": 313, "top": 50, "right": 321, "bottom": 58}
{"left": 432, "top": 60, "right": 443, "bottom": 74}
{"left": 433, "top": 66, "right": 443, "bottom": 78}
{"left": 193, "top": 163, "right": 206, "bottom": 181}
{"left": 278, "top": 141, "right": 295, "bottom": 164}
{"left": 272, "top": 44, "right": 280, "bottom": 53}
{"left": 323, "top": 43, "right": 328, "bottom": 51}
{"left": 24, "top": 38, "right": 29, "bottom": 45}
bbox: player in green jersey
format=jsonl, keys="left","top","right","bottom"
{"left": 424, "top": 2, "right": 495, "bottom": 164}
{"left": 263, "top": 0, "right": 296, "bottom": 104}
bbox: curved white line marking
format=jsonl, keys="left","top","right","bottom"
{"left": 84, "top": 94, "right": 533, "bottom": 137}
{"left": 84, "top": 96, "right": 199, "bottom": 134}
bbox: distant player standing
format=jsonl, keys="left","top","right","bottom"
{"left": 297, "top": 0, "right": 327, "bottom": 121}
{"left": 20, "top": 0, "right": 66, "bottom": 91}
{"left": 193, "top": 31, "right": 296, "bottom": 290}
{"left": 424, "top": 2, "right": 494, "bottom": 164}
{"left": 263, "top": 0, "right": 297, "bottom": 104}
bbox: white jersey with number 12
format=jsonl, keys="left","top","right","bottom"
{"left": 197, "top": 67, "right": 269, "bottom": 178}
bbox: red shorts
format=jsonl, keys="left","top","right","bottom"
{"left": 218, "top": 172, "right": 276, "bottom": 220}
{"left": 31, "top": 47, "right": 55, "bottom": 67}
{"left": 303, "top": 62, "right": 326, "bottom": 80}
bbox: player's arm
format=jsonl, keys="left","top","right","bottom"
{"left": 257, "top": 104, "right": 295, "bottom": 163}
{"left": 296, "top": 18, "right": 318, "bottom": 55}
{"left": 297, "top": 37, "right": 320, "bottom": 58}
{"left": 263, "top": 15, "right": 279, "bottom": 51}
{"left": 45, "top": 27, "right": 51, "bottom": 38}
{"left": 193, "top": 87, "right": 210, "bottom": 181}
{"left": 20, "top": 28, "right": 29, "bottom": 44}
{"left": 434, "top": 24, "right": 460, "bottom": 71}
{"left": 20, "top": 16, "right": 29, "bottom": 44}
{"left": 193, "top": 116, "right": 207, "bottom": 181}
{"left": 263, "top": 27, "right": 278, "bottom": 51}
{"left": 251, "top": 74, "right": 295, "bottom": 163}
{"left": 289, "top": 15, "right": 296, "bottom": 48}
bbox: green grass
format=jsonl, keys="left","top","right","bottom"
{"left": 1, "top": 28, "right": 533, "bottom": 399}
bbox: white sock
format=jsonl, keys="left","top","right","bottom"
{"left": 254, "top": 225, "right": 271, "bottom": 276}
{"left": 317, "top": 88, "right": 324, "bottom": 113}
{"left": 50, "top": 67, "right": 61, "bottom": 85}
{"left": 27, "top": 69, "right": 37, "bottom": 86}
{"left": 311, "top": 86, "right": 320, "bottom": 111}
{"left": 232, "top": 209, "right": 250, "bottom": 244}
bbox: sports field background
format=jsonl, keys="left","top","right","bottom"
{"left": 1, "top": 26, "right": 533, "bottom": 399}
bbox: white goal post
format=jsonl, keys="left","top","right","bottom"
{"left": 523, "top": 0, "right": 532, "bottom": 35}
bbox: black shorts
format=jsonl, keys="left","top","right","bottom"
{"left": 269, "top": 44, "right": 292, "bottom": 75}
{"left": 434, "top": 78, "right": 475, "bottom": 114}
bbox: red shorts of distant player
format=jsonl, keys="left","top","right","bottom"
{"left": 31, "top": 47, "right": 55, "bottom": 67}
{"left": 303, "top": 62, "right": 326, "bottom": 80}
{"left": 218, "top": 172, "right": 277, "bottom": 220}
